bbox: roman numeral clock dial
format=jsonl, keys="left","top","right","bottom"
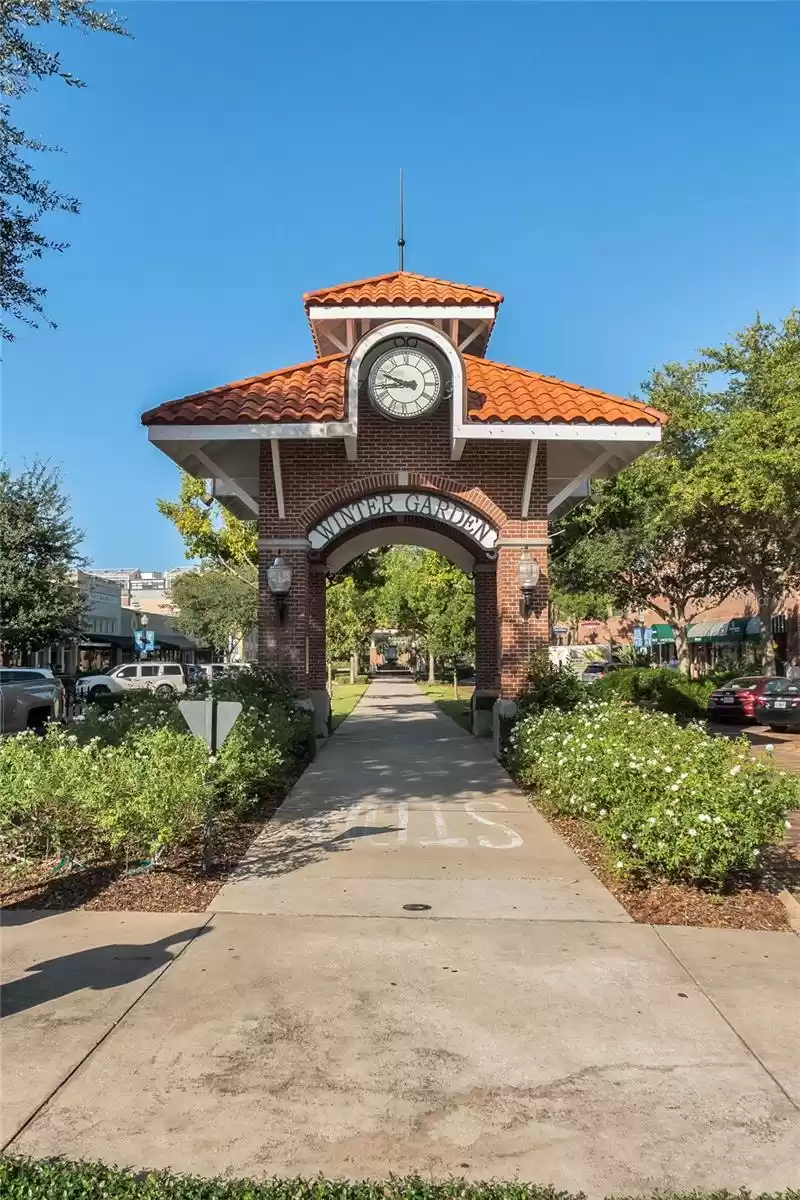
{"left": 367, "top": 346, "right": 442, "bottom": 420}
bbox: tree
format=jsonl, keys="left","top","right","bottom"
{"left": 157, "top": 473, "right": 258, "bottom": 589}
{"left": 376, "top": 547, "right": 474, "bottom": 686}
{"left": 552, "top": 312, "right": 800, "bottom": 675}
{"left": 0, "top": 460, "right": 85, "bottom": 659}
{"left": 427, "top": 584, "right": 475, "bottom": 697}
{"left": 553, "top": 464, "right": 739, "bottom": 672}
{"left": 549, "top": 588, "right": 610, "bottom": 644}
{"left": 1, "top": 1, "right": 126, "bottom": 339}
{"left": 325, "top": 574, "right": 376, "bottom": 685}
{"left": 552, "top": 358, "right": 743, "bottom": 672}
{"left": 169, "top": 568, "right": 257, "bottom": 660}
{"left": 687, "top": 313, "right": 800, "bottom": 673}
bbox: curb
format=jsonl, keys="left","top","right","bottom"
{"left": 778, "top": 888, "right": 800, "bottom": 934}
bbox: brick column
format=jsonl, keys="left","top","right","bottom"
{"left": 258, "top": 542, "right": 310, "bottom": 694}
{"left": 307, "top": 566, "right": 327, "bottom": 690}
{"left": 496, "top": 540, "right": 549, "bottom": 699}
{"left": 472, "top": 563, "right": 499, "bottom": 736}
{"left": 306, "top": 564, "right": 331, "bottom": 737}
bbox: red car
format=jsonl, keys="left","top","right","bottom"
{"left": 708, "top": 675, "right": 783, "bottom": 722}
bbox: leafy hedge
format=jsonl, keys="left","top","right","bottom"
{"left": 0, "top": 726, "right": 209, "bottom": 864}
{"left": 0, "top": 670, "right": 312, "bottom": 867}
{"left": 516, "top": 648, "right": 587, "bottom": 719}
{"left": 589, "top": 668, "right": 715, "bottom": 718}
{"left": 508, "top": 700, "right": 797, "bottom": 885}
{"left": 2, "top": 1160, "right": 798, "bottom": 1200}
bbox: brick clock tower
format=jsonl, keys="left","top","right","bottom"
{"left": 143, "top": 271, "right": 665, "bottom": 743}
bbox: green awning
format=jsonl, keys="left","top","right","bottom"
{"left": 688, "top": 617, "right": 764, "bottom": 644}
{"left": 648, "top": 623, "right": 675, "bottom": 644}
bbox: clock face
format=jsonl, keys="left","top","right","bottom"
{"left": 368, "top": 346, "right": 442, "bottom": 420}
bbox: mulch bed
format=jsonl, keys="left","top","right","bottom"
{"left": 549, "top": 811, "right": 798, "bottom": 931}
{"left": 0, "top": 795, "right": 284, "bottom": 913}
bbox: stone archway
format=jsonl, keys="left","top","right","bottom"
{"left": 298, "top": 492, "right": 504, "bottom": 735}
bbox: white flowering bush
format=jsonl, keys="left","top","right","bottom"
{"left": 75, "top": 691, "right": 185, "bottom": 746}
{"left": 77, "top": 674, "right": 312, "bottom": 814}
{"left": 508, "top": 700, "right": 797, "bottom": 885}
{"left": 0, "top": 725, "right": 209, "bottom": 865}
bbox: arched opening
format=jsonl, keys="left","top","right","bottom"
{"left": 325, "top": 526, "right": 478, "bottom": 576}
{"left": 306, "top": 498, "right": 501, "bottom": 738}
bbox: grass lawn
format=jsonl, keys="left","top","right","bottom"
{"left": 330, "top": 681, "right": 369, "bottom": 730}
{"left": 418, "top": 681, "right": 474, "bottom": 733}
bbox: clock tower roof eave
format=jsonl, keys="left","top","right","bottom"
{"left": 141, "top": 351, "right": 667, "bottom": 430}
{"left": 302, "top": 271, "right": 504, "bottom": 310}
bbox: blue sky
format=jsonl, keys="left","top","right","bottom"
{"left": 3, "top": 1, "right": 798, "bottom": 568}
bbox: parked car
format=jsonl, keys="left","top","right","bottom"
{"left": 755, "top": 678, "right": 800, "bottom": 732}
{"left": 75, "top": 661, "right": 189, "bottom": 700}
{"left": 707, "top": 676, "right": 782, "bottom": 723}
{"left": 193, "top": 662, "right": 252, "bottom": 682}
{"left": 580, "top": 661, "right": 620, "bottom": 683}
{"left": 0, "top": 667, "right": 66, "bottom": 734}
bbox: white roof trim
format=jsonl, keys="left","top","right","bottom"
{"left": 148, "top": 422, "right": 356, "bottom": 442}
{"left": 307, "top": 305, "right": 496, "bottom": 321}
{"left": 453, "top": 422, "right": 662, "bottom": 442}
{"left": 148, "top": 419, "right": 659, "bottom": 445}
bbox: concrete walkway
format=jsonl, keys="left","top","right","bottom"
{"left": 3, "top": 680, "right": 800, "bottom": 1194}
{"left": 211, "top": 678, "right": 628, "bottom": 922}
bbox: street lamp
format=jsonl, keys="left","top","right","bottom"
{"left": 138, "top": 612, "right": 150, "bottom": 659}
{"left": 266, "top": 556, "right": 292, "bottom": 624}
{"left": 517, "top": 549, "right": 541, "bottom": 619}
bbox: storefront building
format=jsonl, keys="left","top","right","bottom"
{"left": 23, "top": 573, "right": 204, "bottom": 673}
{"left": 562, "top": 594, "right": 800, "bottom": 673}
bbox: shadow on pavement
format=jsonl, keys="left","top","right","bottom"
{"left": 225, "top": 681, "right": 521, "bottom": 884}
{"left": 1, "top": 926, "right": 208, "bottom": 1018}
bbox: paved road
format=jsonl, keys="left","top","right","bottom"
{"left": 3, "top": 679, "right": 800, "bottom": 1195}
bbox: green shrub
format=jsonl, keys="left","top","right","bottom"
{"left": 89, "top": 727, "right": 210, "bottom": 861}
{"left": 191, "top": 665, "right": 295, "bottom": 705}
{"left": 0, "top": 666, "right": 313, "bottom": 868}
{"left": 0, "top": 1159, "right": 797, "bottom": 1200}
{"left": 0, "top": 725, "right": 209, "bottom": 865}
{"left": 75, "top": 690, "right": 185, "bottom": 745}
{"left": 77, "top": 670, "right": 311, "bottom": 815}
{"left": 516, "top": 647, "right": 587, "bottom": 718}
{"left": 591, "top": 668, "right": 714, "bottom": 718}
{"left": 0, "top": 728, "right": 103, "bottom": 862}
{"left": 213, "top": 703, "right": 310, "bottom": 813}
{"left": 508, "top": 700, "right": 797, "bottom": 885}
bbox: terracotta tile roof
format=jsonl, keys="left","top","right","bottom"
{"left": 141, "top": 356, "right": 347, "bottom": 426}
{"left": 303, "top": 271, "right": 503, "bottom": 308}
{"left": 464, "top": 356, "right": 666, "bottom": 426}
{"left": 142, "top": 353, "right": 666, "bottom": 429}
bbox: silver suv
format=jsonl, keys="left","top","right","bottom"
{"left": 0, "top": 667, "right": 66, "bottom": 734}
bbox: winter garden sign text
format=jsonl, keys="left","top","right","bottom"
{"left": 308, "top": 492, "right": 498, "bottom": 551}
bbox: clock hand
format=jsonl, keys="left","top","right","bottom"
{"left": 380, "top": 374, "right": 416, "bottom": 389}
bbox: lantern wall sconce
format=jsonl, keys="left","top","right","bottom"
{"left": 517, "top": 549, "right": 541, "bottom": 619}
{"left": 266, "top": 556, "right": 292, "bottom": 624}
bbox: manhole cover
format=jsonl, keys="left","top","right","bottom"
{"left": 402, "top": 903, "right": 432, "bottom": 912}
